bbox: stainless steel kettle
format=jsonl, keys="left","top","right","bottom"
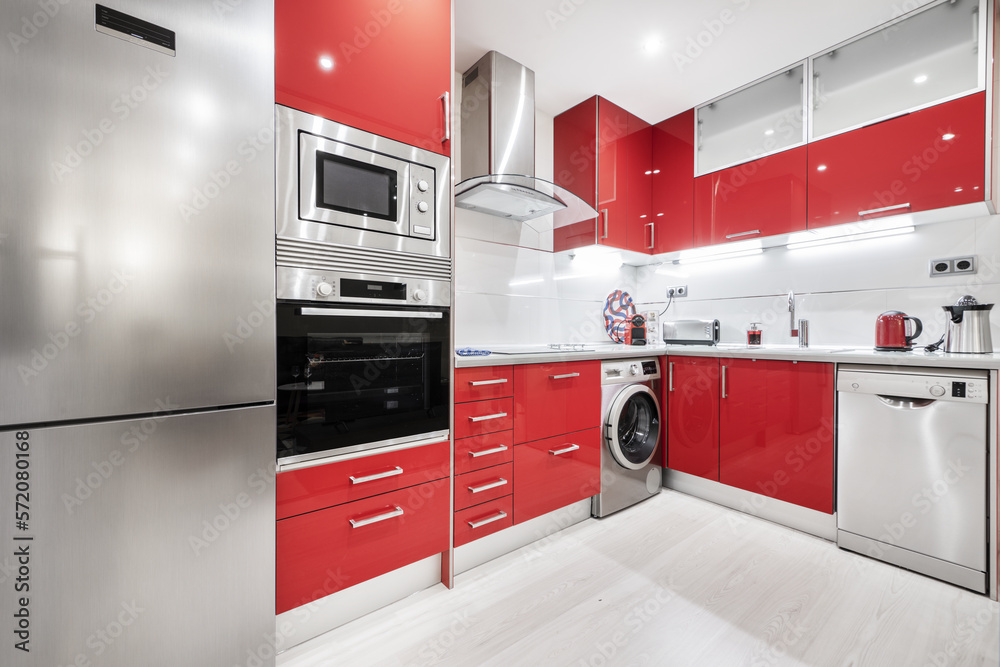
{"left": 943, "top": 295, "right": 993, "bottom": 354}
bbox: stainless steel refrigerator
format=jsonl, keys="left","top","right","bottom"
{"left": 1, "top": 2, "right": 276, "bottom": 665}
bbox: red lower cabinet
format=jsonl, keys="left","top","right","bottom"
{"left": 455, "top": 397, "right": 515, "bottom": 439}
{"left": 665, "top": 356, "right": 721, "bottom": 481}
{"left": 454, "top": 430, "right": 514, "bottom": 475}
{"left": 719, "top": 360, "right": 834, "bottom": 513}
{"left": 276, "top": 478, "right": 449, "bottom": 614}
{"left": 454, "top": 496, "right": 514, "bottom": 547}
{"left": 455, "top": 463, "right": 513, "bottom": 511}
{"left": 513, "top": 361, "right": 600, "bottom": 443}
{"left": 513, "top": 427, "right": 601, "bottom": 524}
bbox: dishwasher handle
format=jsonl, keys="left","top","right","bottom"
{"left": 876, "top": 395, "right": 936, "bottom": 409}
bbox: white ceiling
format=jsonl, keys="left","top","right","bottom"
{"left": 455, "top": 0, "right": 927, "bottom": 122}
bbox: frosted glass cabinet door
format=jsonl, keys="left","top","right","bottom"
{"left": 812, "top": 0, "right": 982, "bottom": 139}
{"left": 696, "top": 63, "right": 805, "bottom": 176}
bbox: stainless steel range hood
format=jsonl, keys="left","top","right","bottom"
{"left": 456, "top": 51, "right": 598, "bottom": 224}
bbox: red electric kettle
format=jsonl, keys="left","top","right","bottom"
{"left": 875, "top": 310, "right": 922, "bottom": 351}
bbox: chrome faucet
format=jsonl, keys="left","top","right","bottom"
{"left": 788, "top": 290, "right": 808, "bottom": 347}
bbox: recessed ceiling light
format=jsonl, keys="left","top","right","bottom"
{"left": 319, "top": 55, "right": 334, "bottom": 71}
{"left": 942, "top": 133, "right": 956, "bottom": 140}
{"left": 764, "top": 129, "right": 775, "bottom": 136}
{"left": 816, "top": 164, "right": 827, "bottom": 172}
{"left": 642, "top": 37, "right": 663, "bottom": 54}
{"left": 913, "top": 74, "right": 928, "bottom": 84}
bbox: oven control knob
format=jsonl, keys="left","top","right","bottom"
{"left": 316, "top": 282, "right": 334, "bottom": 297}
{"left": 413, "top": 288, "right": 427, "bottom": 302}
{"left": 629, "top": 363, "right": 640, "bottom": 376}
{"left": 929, "top": 385, "right": 946, "bottom": 397}
{"left": 417, "top": 201, "right": 429, "bottom": 213}
{"left": 417, "top": 180, "right": 429, "bottom": 192}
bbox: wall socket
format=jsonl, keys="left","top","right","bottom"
{"left": 929, "top": 256, "right": 977, "bottom": 277}
{"left": 667, "top": 285, "right": 689, "bottom": 298}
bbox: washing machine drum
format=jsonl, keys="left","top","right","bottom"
{"left": 606, "top": 384, "right": 661, "bottom": 470}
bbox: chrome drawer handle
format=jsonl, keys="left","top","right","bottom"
{"left": 858, "top": 202, "right": 911, "bottom": 217}
{"left": 469, "top": 412, "right": 507, "bottom": 422}
{"left": 469, "top": 444, "right": 508, "bottom": 458}
{"left": 468, "top": 510, "right": 508, "bottom": 529}
{"left": 349, "top": 466, "right": 403, "bottom": 484}
{"left": 470, "top": 378, "right": 508, "bottom": 386}
{"left": 349, "top": 506, "right": 404, "bottom": 528}
{"left": 725, "top": 229, "right": 760, "bottom": 239}
{"left": 668, "top": 362, "right": 675, "bottom": 392}
{"left": 549, "top": 444, "right": 580, "bottom": 456}
{"left": 468, "top": 478, "right": 508, "bottom": 494}
{"left": 647, "top": 222, "right": 655, "bottom": 250}
{"left": 549, "top": 373, "right": 580, "bottom": 380}
{"left": 441, "top": 91, "right": 451, "bottom": 142}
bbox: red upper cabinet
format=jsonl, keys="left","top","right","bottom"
{"left": 693, "top": 146, "right": 808, "bottom": 246}
{"left": 664, "top": 356, "right": 721, "bottom": 481}
{"left": 807, "top": 92, "right": 986, "bottom": 228}
{"left": 553, "top": 96, "right": 599, "bottom": 251}
{"left": 275, "top": 0, "right": 452, "bottom": 156}
{"left": 626, "top": 113, "right": 654, "bottom": 254}
{"left": 651, "top": 110, "right": 695, "bottom": 254}
{"left": 719, "top": 360, "right": 834, "bottom": 513}
{"left": 597, "top": 98, "right": 630, "bottom": 249}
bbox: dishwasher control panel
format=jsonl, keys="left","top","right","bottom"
{"left": 837, "top": 368, "right": 989, "bottom": 404}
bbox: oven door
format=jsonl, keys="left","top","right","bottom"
{"left": 298, "top": 131, "right": 412, "bottom": 238}
{"left": 276, "top": 302, "right": 450, "bottom": 465}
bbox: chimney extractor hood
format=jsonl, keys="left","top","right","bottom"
{"left": 455, "top": 51, "right": 598, "bottom": 226}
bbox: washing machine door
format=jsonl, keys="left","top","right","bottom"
{"left": 606, "top": 384, "right": 661, "bottom": 470}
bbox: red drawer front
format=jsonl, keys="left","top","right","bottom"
{"left": 454, "top": 495, "right": 513, "bottom": 547}
{"left": 513, "top": 361, "right": 600, "bottom": 444}
{"left": 454, "top": 430, "right": 514, "bottom": 475}
{"left": 513, "top": 427, "right": 601, "bottom": 524}
{"left": 455, "top": 366, "right": 514, "bottom": 403}
{"left": 455, "top": 397, "right": 514, "bottom": 439}
{"left": 807, "top": 92, "right": 985, "bottom": 228}
{"left": 276, "top": 440, "right": 450, "bottom": 520}
{"left": 276, "top": 478, "right": 449, "bottom": 614}
{"left": 455, "top": 462, "right": 514, "bottom": 511}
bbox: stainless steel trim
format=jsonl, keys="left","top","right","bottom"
{"left": 468, "top": 478, "right": 508, "bottom": 493}
{"left": 441, "top": 92, "right": 451, "bottom": 142}
{"left": 470, "top": 378, "right": 508, "bottom": 386}
{"left": 277, "top": 430, "right": 451, "bottom": 470}
{"left": 469, "top": 412, "right": 508, "bottom": 422}
{"left": 468, "top": 510, "right": 508, "bottom": 529}
{"left": 276, "top": 238, "right": 453, "bottom": 281}
{"left": 349, "top": 506, "right": 405, "bottom": 528}
{"left": 600, "top": 209, "right": 609, "bottom": 239}
{"left": 668, "top": 362, "right": 675, "bottom": 392}
{"left": 725, "top": 230, "right": 761, "bottom": 239}
{"left": 721, "top": 365, "right": 728, "bottom": 399}
{"left": 549, "top": 444, "right": 580, "bottom": 456}
{"left": 300, "top": 308, "right": 444, "bottom": 319}
{"left": 550, "top": 373, "right": 581, "bottom": 380}
{"left": 989, "top": 369, "right": 998, "bottom": 601}
{"left": 858, "top": 202, "right": 911, "bottom": 217}
{"left": 647, "top": 222, "right": 655, "bottom": 250}
{"left": 95, "top": 24, "right": 176, "bottom": 57}
{"left": 470, "top": 445, "right": 509, "bottom": 458}
{"left": 350, "top": 467, "right": 404, "bottom": 484}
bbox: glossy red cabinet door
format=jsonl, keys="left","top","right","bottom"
{"left": 665, "top": 356, "right": 720, "bottom": 481}
{"left": 651, "top": 110, "right": 695, "bottom": 254}
{"left": 276, "top": 478, "right": 449, "bottom": 613}
{"left": 719, "top": 361, "right": 834, "bottom": 513}
{"left": 807, "top": 92, "right": 985, "bottom": 228}
{"left": 454, "top": 397, "right": 514, "bottom": 439}
{"left": 513, "top": 428, "right": 601, "bottom": 524}
{"left": 626, "top": 113, "right": 654, "bottom": 254}
{"left": 454, "top": 496, "right": 513, "bottom": 547}
{"left": 454, "top": 366, "right": 514, "bottom": 403}
{"left": 553, "top": 96, "right": 599, "bottom": 252}
{"left": 454, "top": 430, "right": 514, "bottom": 475}
{"left": 455, "top": 462, "right": 514, "bottom": 511}
{"left": 513, "top": 361, "right": 600, "bottom": 443}
{"left": 693, "top": 146, "right": 807, "bottom": 246}
{"left": 597, "top": 98, "right": 630, "bottom": 249}
{"left": 276, "top": 440, "right": 450, "bottom": 520}
{"left": 275, "top": 0, "right": 452, "bottom": 156}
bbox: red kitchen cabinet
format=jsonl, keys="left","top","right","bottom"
{"left": 664, "top": 356, "right": 721, "bottom": 481}
{"left": 626, "top": 113, "right": 654, "bottom": 254}
{"left": 454, "top": 397, "right": 514, "bottom": 439}
{"left": 276, "top": 439, "right": 450, "bottom": 520}
{"left": 693, "top": 146, "right": 807, "bottom": 246}
{"left": 807, "top": 92, "right": 985, "bottom": 228}
{"left": 275, "top": 0, "right": 452, "bottom": 156}
{"left": 454, "top": 462, "right": 513, "bottom": 511}
{"left": 454, "top": 430, "right": 514, "bottom": 476}
{"left": 597, "top": 98, "right": 630, "bottom": 250}
{"left": 276, "top": 478, "right": 449, "bottom": 614}
{"left": 454, "top": 366, "right": 514, "bottom": 403}
{"left": 513, "top": 360, "right": 600, "bottom": 443}
{"left": 553, "top": 96, "right": 599, "bottom": 251}
{"left": 454, "top": 496, "right": 513, "bottom": 548}
{"left": 513, "top": 428, "right": 601, "bottom": 524}
{"left": 719, "top": 360, "right": 834, "bottom": 513}
{"left": 651, "top": 110, "right": 695, "bottom": 254}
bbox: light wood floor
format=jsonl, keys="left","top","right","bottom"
{"left": 278, "top": 490, "right": 1000, "bottom": 666}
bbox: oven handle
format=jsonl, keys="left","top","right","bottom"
{"left": 300, "top": 307, "right": 444, "bottom": 319}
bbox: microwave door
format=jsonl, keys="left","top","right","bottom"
{"left": 298, "top": 133, "right": 411, "bottom": 237}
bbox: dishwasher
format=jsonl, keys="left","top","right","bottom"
{"left": 837, "top": 364, "right": 989, "bottom": 593}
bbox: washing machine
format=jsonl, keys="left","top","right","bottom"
{"left": 592, "top": 358, "right": 663, "bottom": 517}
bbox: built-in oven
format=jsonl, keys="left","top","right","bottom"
{"left": 276, "top": 296, "right": 450, "bottom": 466}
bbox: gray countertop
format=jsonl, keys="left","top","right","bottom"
{"left": 455, "top": 343, "right": 1000, "bottom": 370}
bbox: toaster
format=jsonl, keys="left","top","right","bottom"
{"left": 662, "top": 319, "right": 721, "bottom": 345}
